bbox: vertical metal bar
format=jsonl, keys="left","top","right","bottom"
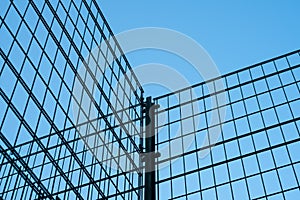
{"left": 144, "top": 96, "right": 156, "bottom": 200}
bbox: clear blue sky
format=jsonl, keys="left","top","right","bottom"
{"left": 99, "top": 0, "right": 300, "bottom": 76}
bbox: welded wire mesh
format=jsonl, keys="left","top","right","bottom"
{"left": 154, "top": 50, "right": 300, "bottom": 200}
{"left": 0, "top": 1, "right": 143, "bottom": 199}
{"left": 1, "top": 1, "right": 300, "bottom": 200}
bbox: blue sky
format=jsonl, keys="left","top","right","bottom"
{"left": 99, "top": 0, "right": 300, "bottom": 76}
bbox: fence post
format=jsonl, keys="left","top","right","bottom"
{"left": 144, "top": 96, "right": 160, "bottom": 200}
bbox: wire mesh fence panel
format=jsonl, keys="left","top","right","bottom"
{"left": 0, "top": 1, "right": 143, "bottom": 199}
{"left": 1, "top": 1, "right": 300, "bottom": 200}
{"left": 154, "top": 50, "right": 300, "bottom": 200}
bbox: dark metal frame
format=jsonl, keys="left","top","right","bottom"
{"left": 153, "top": 49, "right": 300, "bottom": 199}
{"left": 1, "top": 1, "right": 143, "bottom": 199}
{"left": 1, "top": 0, "right": 300, "bottom": 199}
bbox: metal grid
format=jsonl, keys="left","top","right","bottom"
{"left": 154, "top": 50, "right": 300, "bottom": 200}
{"left": 1, "top": 1, "right": 300, "bottom": 200}
{"left": 0, "top": 0, "right": 143, "bottom": 199}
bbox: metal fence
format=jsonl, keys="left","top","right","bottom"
{"left": 154, "top": 50, "right": 300, "bottom": 200}
{"left": 1, "top": 1, "right": 300, "bottom": 200}
{"left": 0, "top": 1, "right": 143, "bottom": 199}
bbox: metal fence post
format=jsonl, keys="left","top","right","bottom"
{"left": 144, "top": 96, "right": 160, "bottom": 200}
